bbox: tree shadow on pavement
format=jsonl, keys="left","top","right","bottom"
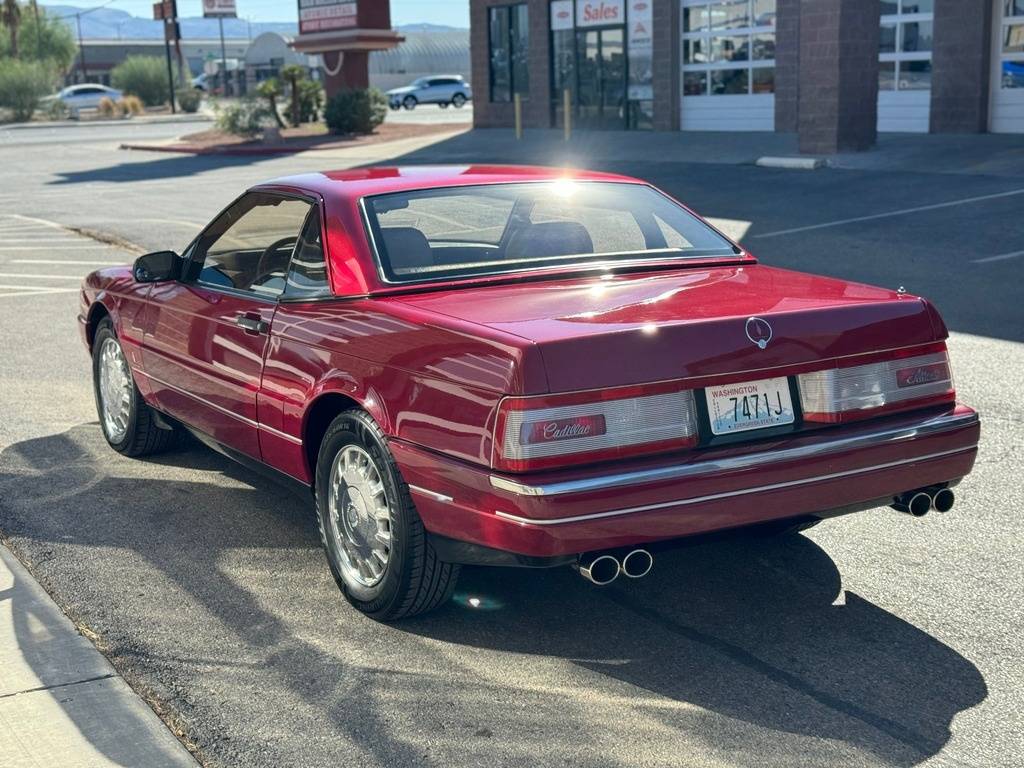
{"left": 46, "top": 151, "right": 280, "bottom": 185}
{"left": 0, "top": 425, "right": 988, "bottom": 767}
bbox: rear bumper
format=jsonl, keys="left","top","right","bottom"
{"left": 392, "top": 405, "right": 980, "bottom": 558}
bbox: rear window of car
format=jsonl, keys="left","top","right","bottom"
{"left": 363, "top": 181, "right": 739, "bottom": 283}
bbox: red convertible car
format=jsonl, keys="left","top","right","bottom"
{"left": 79, "top": 166, "right": 979, "bottom": 620}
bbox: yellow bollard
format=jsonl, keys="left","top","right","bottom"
{"left": 514, "top": 93, "right": 522, "bottom": 140}
{"left": 563, "top": 88, "right": 571, "bottom": 142}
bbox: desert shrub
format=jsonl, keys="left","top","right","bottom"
{"left": 283, "top": 79, "right": 324, "bottom": 125}
{"left": 44, "top": 96, "right": 68, "bottom": 120}
{"left": 176, "top": 88, "right": 201, "bottom": 113}
{"left": 97, "top": 96, "right": 120, "bottom": 118}
{"left": 324, "top": 87, "right": 387, "bottom": 135}
{"left": 255, "top": 78, "right": 286, "bottom": 128}
{"left": 0, "top": 59, "right": 55, "bottom": 122}
{"left": 0, "top": 7, "right": 77, "bottom": 73}
{"left": 215, "top": 98, "right": 272, "bottom": 137}
{"left": 119, "top": 95, "right": 144, "bottom": 115}
{"left": 111, "top": 56, "right": 169, "bottom": 107}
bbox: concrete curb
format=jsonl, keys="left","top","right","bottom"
{"left": 120, "top": 142, "right": 314, "bottom": 156}
{"left": 756, "top": 156, "right": 825, "bottom": 170}
{"left": 4, "top": 115, "right": 212, "bottom": 131}
{"left": 0, "top": 544, "right": 199, "bottom": 767}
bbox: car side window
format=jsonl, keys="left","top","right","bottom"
{"left": 283, "top": 206, "right": 331, "bottom": 299}
{"left": 185, "top": 193, "right": 312, "bottom": 299}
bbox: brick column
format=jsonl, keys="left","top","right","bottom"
{"left": 774, "top": 0, "right": 800, "bottom": 132}
{"left": 797, "top": 0, "right": 880, "bottom": 154}
{"left": 930, "top": 0, "right": 993, "bottom": 133}
{"left": 652, "top": 0, "right": 680, "bottom": 131}
{"left": 471, "top": 0, "right": 551, "bottom": 129}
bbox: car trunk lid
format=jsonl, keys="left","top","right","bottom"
{"left": 395, "top": 265, "right": 942, "bottom": 393}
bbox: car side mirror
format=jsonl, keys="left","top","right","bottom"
{"left": 133, "top": 250, "right": 181, "bottom": 283}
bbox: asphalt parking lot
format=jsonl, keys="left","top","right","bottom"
{"left": 0, "top": 120, "right": 1021, "bottom": 767}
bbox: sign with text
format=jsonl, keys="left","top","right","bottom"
{"left": 576, "top": 0, "right": 625, "bottom": 28}
{"left": 202, "top": 0, "right": 237, "bottom": 18}
{"left": 550, "top": 0, "right": 574, "bottom": 31}
{"left": 152, "top": 1, "right": 171, "bottom": 20}
{"left": 298, "top": 0, "right": 358, "bottom": 34}
{"left": 627, "top": 0, "right": 653, "bottom": 99}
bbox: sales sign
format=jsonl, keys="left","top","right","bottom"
{"left": 202, "top": 0, "right": 237, "bottom": 18}
{"left": 550, "top": 0, "right": 574, "bottom": 31}
{"left": 298, "top": 0, "right": 358, "bottom": 34}
{"left": 576, "top": 0, "right": 625, "bottom": 27}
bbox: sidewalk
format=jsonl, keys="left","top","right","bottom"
{"left": 0, "top": 544, "right": 197, "bottom": 767}
{"left": 388, "top": 127, "right": 1024, "bottom": 178}
{"left": 1, "top": 114, "right": 212, "bottom": 131}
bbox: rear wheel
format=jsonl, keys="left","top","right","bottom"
{"left": 92, "top": 318, "right": 177, "bottom": 456}
{"left": 315, "top": 410, "right": 459, "bottom": 620}
{"left": 452, "top": 93, "right": 467, "bottom": 108}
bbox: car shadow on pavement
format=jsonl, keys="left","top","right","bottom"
{"left": 0, "top": 425, "right": 987, "bottom": 767}
{"left": 46, "top": 152, "right": 280, "bottom": 185}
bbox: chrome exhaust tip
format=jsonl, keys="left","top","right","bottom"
{"left": 575, "top": 552, "right": 620, "bottom": 586}
{"left": 891, "top": 490, "right": 932, "bottom": 517}
{"left": 620, "top": 548, "right": 653, "bottom": 579}
{"left": 931, "top": 487, "right": 955, "bottom": 513}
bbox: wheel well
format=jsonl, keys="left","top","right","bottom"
{"left": 303, "top": 392, "right": 361, "bottom": 479}
{"left": 85, "top": 302, "right": 110, "bottom": 351}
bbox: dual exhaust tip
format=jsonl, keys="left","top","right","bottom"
{"left": 891, "top": 486, "right": 955, "bottom": 517}
{"left": 575, "top": 548, "right": 653, "bottom": 586}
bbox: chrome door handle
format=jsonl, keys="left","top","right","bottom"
{"left": 235, "top": 315, "right": 269, "bottom": 334}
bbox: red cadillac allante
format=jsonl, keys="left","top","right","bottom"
{"left": 78, "top": 166, "right": 980, "bottom": 620}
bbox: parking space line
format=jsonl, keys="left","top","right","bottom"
{"left": 9, "top": 259, "right": 123, "bottom": 266}
{"left": 0, "top": 285, "right": 79, "bottom": 296}
{"left": 752, "top": 187, "right": 1024, "bottom": 239}
{"left": 0, "top": 273, "right": 85, "bottom": 280}
{"left": 0, "top": 245, "right": 110, "bottom": 250}
{"left": 972, "top": 249, "right": 1024, "bottom": 264}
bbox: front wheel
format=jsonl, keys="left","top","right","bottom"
{"left": 402, "top": 95, "right": 417, "bottom": 110}
{"left": 92, "top": 318, "right": 177, "bottom": 456}
{"left": 315, "top": 410, "right": 459, "bottom": 620}
{"left": 452, "top": 93, "right": 467, "bottom": 108}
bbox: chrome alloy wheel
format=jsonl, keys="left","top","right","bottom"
{"left": 97, "top": 337, "right": 132, "bottom": 443}
{"left": 327, "top": 445, "right": 394, "bottom": 588}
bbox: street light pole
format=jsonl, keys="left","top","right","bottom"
{"left": 218, "top": 15, "right": 229, "bottom": 97}
{"left": 75, "top": 13, "right": 88, "bottom": 82}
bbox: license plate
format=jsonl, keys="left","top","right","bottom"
{"left": 705, "top": 377, "right": 795, "bottom": 436}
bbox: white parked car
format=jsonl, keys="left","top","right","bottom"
{"left": 386, "top": 76, "right": 472, "bottom": 110}
{"left": 49, "top": 84, "right": 124, "bottom": 114}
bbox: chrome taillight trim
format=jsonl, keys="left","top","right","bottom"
{"left": 797, "top": 351, "right": 953, "bottom": 415}
{"left": 488, "top": 409, "right": 977, "bottom": 498}
{"left": 500, "top": 390, "right": 698, "bottom": 460}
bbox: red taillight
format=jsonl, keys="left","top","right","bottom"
{"left": 493, "top": 382, "right": 698, "bottom": 471}
{"left": 798, "top": 345, "right": 955, "bottom": 424}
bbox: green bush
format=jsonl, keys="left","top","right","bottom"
{"left": 176, "top": 88, "right": 201, "bottom": 113}
{"left": 111, "top": 56, "right": 170, "bottom": 107}
{"left": 324, "top": 88, "right": 387, "bottom": 135}
{"left": 0, "top": 59, "right": 56, "bottom": 122}
{"left": 215, "top": 98, "right": 272, "bottom": 137}
{"left": 0, "top": 6, "right": 77, "bottom": 72}
{"left": 284, "top": 79, "right": 324, "bottom": 125}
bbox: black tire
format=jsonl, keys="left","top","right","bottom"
{"left": 315, "top": 410, "right": 459, "bottom": 620}
{"left": 452, "top": 93, "right": 467, "bottom": 108}
{"left": 92, "top": 318, "right": 177, "bottom": 457}
{"left": 389, "top": 103, "right": 400, "bottom": 111}
{"left": 438, "top": 102, "right": 450, "bottom": 109}
{"left": 402, "top": 95, "right": 417, "bottom": 110}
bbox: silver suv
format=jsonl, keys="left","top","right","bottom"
{"left": 386, "top": 76, "right": 472, "bottom": 111}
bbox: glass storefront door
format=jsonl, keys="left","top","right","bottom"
{"left": 575, "top": 28, "right": 627, "bottom": 130}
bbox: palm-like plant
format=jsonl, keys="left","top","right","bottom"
{"left": 1, "top": 0, "right": 22, "bottom": 57}
{"left": 256, "top": 77, "right": 286, "bottom": 128}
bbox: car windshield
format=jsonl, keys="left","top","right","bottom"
{"left": 364, "top": 181, "right": 739, "bottom": 283}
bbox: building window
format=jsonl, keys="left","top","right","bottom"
{"left": 879, "top": 0, "right": 933, "bottom": 91}
{"left": 681, "top": 0, "right": 776, "bottom": 96}
{"left": 489, "top": 4, "right": 530, "bottom": 102}
{"left": 999, "top": 0, "right": 1024, "bottom": 90}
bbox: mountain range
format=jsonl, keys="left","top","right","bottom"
{"left": 39, "top": 5, "right": 464, "bottom": 40}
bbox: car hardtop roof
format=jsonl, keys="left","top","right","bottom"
{"left": 253, "top": 165, "right": 646, "bottom": 204}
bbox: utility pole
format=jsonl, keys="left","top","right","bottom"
{"left": 75, "top": 13, "right": 88, "bottom": 83}
{"left": 155, "top": 1, "right": 176, "bottom": 113}
{"left": 218, "top": 14, "right": 229, "bottom": 97}
{"left": 170, "top": 0, "right": 187, "bottom": 89}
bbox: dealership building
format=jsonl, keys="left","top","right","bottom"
{"left": 469, "top": 0, "right": 1023, "bottom": 152}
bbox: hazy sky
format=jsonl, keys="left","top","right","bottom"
{"left": 45, "top": 1, "right": 471, "bottom": 27}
